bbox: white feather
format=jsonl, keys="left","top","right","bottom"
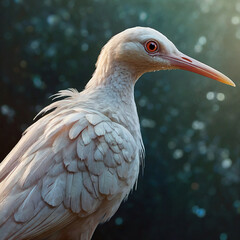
{"left": 64, "top": 173, "right": 73, "bottom": 208}
{"left": 94, "top": 149, "right": 103, "bottom": 161}
{"left": 81, "top": 187, "right": 99, "bottom": 213}
{"left": 99, "top": 170, "right": 118, "bottom": 195}
{"left": 70, "top": 172, "right": 83, "bottom": 213}
{"left": 52, "top": 130, "right": 70, "bottom": 153}
{"left": 20, "top": 148, "right": 54, "bottom": 188}
{"left": 14, "top": 186, "right": 41, "bottom": 223}
{"left": 68, "top": 118, "right": 88, "bottom": 140}
{"left": 42, "top": 174, "right": 66, "bottom": 207}
{"left": 82, "top": 128, "right": 92, "bottom": 145}
{"left": 85, "top": 114, "right": 105, "bottom": 125}
{"left": 94, "top": 123, "right": 106, "bottom": 136}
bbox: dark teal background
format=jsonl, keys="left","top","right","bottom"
{"left": 1, "top": 0, "right": 240, "bottom": 239}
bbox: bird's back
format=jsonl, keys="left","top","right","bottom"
{"left": 0, "top": 89, "right": 143, "bottom": 240}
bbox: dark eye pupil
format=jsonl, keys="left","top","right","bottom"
{"left": 149, "top": 43, "right": 156, "bottom": 50}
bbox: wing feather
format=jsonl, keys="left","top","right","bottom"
{"left": 20, "top": 148, "right": 55, "bottom": 188}
{"left": 70, "top": 172, "right": 83, "bottom": 213}
{"left": 42, "top": 173, "right": 66, "bottom": 207}
{"left": 68, "top": 117, "right": 88, "bottom": 140}
{"left": 14, "top": 185, "right": 42, "bottom": 223}
{"left": 64, "top": 173, "right": 73, "bottom": 208}
{"left": 0, "top": 109, "right": 140, "bottom": 239}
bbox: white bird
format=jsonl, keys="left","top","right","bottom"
{"left": 0, "top": 27, "right": 235, "bottom": 240}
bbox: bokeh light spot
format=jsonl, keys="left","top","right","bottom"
{"left": 221, "top": 158, "right": 232, "bottom": 169}
{"left": 115, "top": 217, "right": 123, "bottom": 226}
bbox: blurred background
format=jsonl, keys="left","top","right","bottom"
{"left": 1, "top": 0, "right": 240, "bottom": 239}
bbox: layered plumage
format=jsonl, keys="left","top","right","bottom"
{"left": 0, "top": 27, "right": 234, "bottom": 240}
{"left": 0, "top": 87, "right": 143, "bottom": 239}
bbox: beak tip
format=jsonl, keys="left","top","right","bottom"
{"left": 225, "top": 78, "right": 236, "bottom": 87}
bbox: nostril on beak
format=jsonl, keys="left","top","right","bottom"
{"left": 181, "top": 57, "right": 192, "bottom": 62}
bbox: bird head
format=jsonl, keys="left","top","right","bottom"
{"left": 94, "top": 27, "right": 235, "bottom": 87}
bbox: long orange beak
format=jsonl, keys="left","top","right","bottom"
{"left": 162, "top": 52, "right": 235, "bottom": 87}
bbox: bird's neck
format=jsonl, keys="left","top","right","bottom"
{"left": 84, "top": 62, "right": 141, "bottom": 134}
{"left": 86, "top": 62, "right": 141, "bottom": 103}
{"left": 82, "top": 63, "right": 143, "bottom": 152}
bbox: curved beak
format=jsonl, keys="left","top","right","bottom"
{"left": 162, "top": 52, "right": 235, "bottom": 87}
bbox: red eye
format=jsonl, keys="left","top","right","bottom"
{"left": 145, "top": 40, "right": 159, "bottom": 53}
